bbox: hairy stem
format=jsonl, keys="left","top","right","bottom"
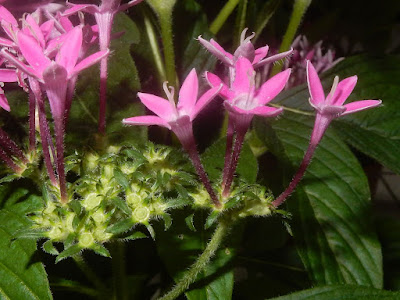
{"left": 0, "top": 147, "right": 22, "bottom": 174}
{"left": 110, "top": 242, "right": 128, "bottom": 300}
{"left": 270, "top": 0, "right": 312, "bottom": 76}
{"left": 158, "top": 220, "right": 230, "bottom": 300}
{"left": 221, "top": 117, "right": 234, "bottom": 190}
{"left": 54, "top": 118, "right": 67, "bottom": 203}
{"left": 210, "top": 0, "right": 241, "bottom": 35}
{"left": 28, "top": 91, "right": 36, "bottom": 152}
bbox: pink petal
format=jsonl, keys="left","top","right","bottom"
{"left": 330, "top": 75, "right": 357, "bottom": 106}
{"left": 253, "top": 45, "right": 269, "bottom": 64}
{"left": 253, "top": 48, "right": 293, "bottom": 68}
{"left": 204, "top": 71, "right": 232, "bottom": 99}
{"left": 17, "top": 31, "right": 50, "bottom": 75}
{"left": 232, "top": 57, "right": 254, "bottom": 94}
{"left": 257, "top": 69, "right": 291, "bottom": 105}
{"left": 197, "top": 36, "right": 232, "bottom": 65}
{"left": 59, "top": 16, "right": 73, "bottom": 32}
{"left": 62, "top": 4, "right": 99, "bottom": 16}
{"left": 24, "top": 14, "right": 45, "bottom": 48}
{"left": 72, "top": 50, "right": 109, "bottom": 78}
{"left": 123, "top": 115, "right": 170, "bottom": 129}
{"left": 56, "top": 26, "right": 82, "bottom": 74}
{"left": 192, "top": 85, "right": 222, "bottom": 120}
{"left": 40, "top": 20, "right": 55, "bottom": 42}
{"left": 0, "top": 36, "right": 13, "bottom": 47}
{"left": 306, "top": 60, "right": 325, "bottom": 106}
{"left": 177, "top": 69, "right": 198, "bottom": 115}
{"left": 0, "top": 69, "right": 17, "bottom": 82}
{"left": 0, "top": 49, "right": 38, "bottom": 79}
{"left": 0, "top": 5, "right": 18, "bottom": 26}
{"left": 137, "top": 92, "right": 174, "bottom": 120}
{"left": 228, "top": 104, "right": 283, "bottom": 117}
{"left": 342, "top": 100, "right": 382, "bottom": 116}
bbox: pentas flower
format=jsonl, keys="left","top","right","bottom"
{"left": 63, "top": 0, "right": 144, "bottom": 134}
{"left": 206, "top": 57, "right": 291, "bottom": 197}
{"left": 198, "top": 28, "right": 293, "bottom": 69}
{"left": 272, "top": 61, "right": 381, "bottom": 207}
{"left": 124, "top": 69, "right": 222, "bottom": 208}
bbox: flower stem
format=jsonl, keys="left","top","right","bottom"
{"left": 272, "top": 113, "right": 329, "bottom": 207}
{"left": 54, "top": 118, "right": 67, "bottom": 203}
{"left": 28, "top": 91, "right": 36, "bottom": 152}
{"left": 210, "top": 0, "right": 241, "bottom": 35}
{"left": 110, "top": 242, "right": 128, "bottom": 300}
{"left": 0, "top": 146, "right": 22, "bottom": 174}
{"left": 0, "top": 128, "right": 28, "bottom": 164}
{"left": 270, "top": 0, "right": 312, "bottom": 76}
{"left": 222, "top": 126, "right": 246, "bottom": 198}
{"left": 158, "top": 220, "right": 229, "bottom": 300}
{"left": 73, "top": 255, "right": 106, "bottom": 296}
{"left": 221, "top": 116, "right": 234, "bottom": 190}
{"left": 158, "top": 10, "right": 177, "bottom": 87}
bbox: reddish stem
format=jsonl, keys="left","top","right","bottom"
{"left": 28, "top": 90, "right": 36, "bottom": 152}
{"left": 221, "top": 116, "right": 234, "bottom": 190}
{"left": 0, "top": 128, "right": 28, "bottom": 164}
{"left": 0, "top": 146, "right": 22, "bottom": 174}
{"left": 54, "top": 117, "right": 68, "bottom": 203}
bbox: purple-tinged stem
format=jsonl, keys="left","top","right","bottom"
{"left": 222, "top": 125, "right": 247, "bottom": 198}
{"left": 65, "top": 76, "right": 77, "bottom": 126}
{"left": 272, "top": 114, "right": 331, "bottom": 207}
{"left": 37, "top": 95, "right": 57, "bottom": 186}
{"left": 174, "top": 122, "right": 221, "bottom": 208}
{"left": 28, "top": 91, "right": 36, "bottom": 152}
{"left": 95, "top": 12, "right": 113, "bottom": 135}
{"left": 54, "top": 117, "right": 68, "bottom": 203}
{"left": 0, "top": 128, "right": 28, "bottom": 164}
{"left": 0, "top": 146, "right": 22, "bottom": 174}
{"left": 221, "top": 116, "right": 234, "bottom": 190}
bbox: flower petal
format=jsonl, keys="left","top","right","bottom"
{"left": 257, "top": 69, "right": 291, "bottom": 105}
{"left": 0, "top": 5, "right": 18, "bottom": 26}
{"left": 204, "top": 71, "right": 232, "bottom": 99}
{"left": 0, "top": 49, "right": 38, "bottom": 79}
{"left": 0, "top": 90, "right": 10, "bottom": 111}
{"left": 253, "top": 48, "right": 293, "bottom": 68}
{"left": 0, "top": 36, "right": 13, "bottom": 47}
{"left": 71, "top": 50, "right": 109, "bottom": 78}
{"left": 227, "top": 104, "right": 283, "bottom": 118}
{"left": 56, "top": 26, "right": 82, "bottom": 74}
{"left": 24, "top": 14, "right": 45, "bottom": 48}
{"left": 198, "top": 36, "right": 232, "bottom": 65}
{"left": 253, "top": 45, "right": 269, "bottom": 64}
{"left": 177, "top": 68, "right": 198, "bottom": 115}
{"left": 137, "top": 92, "right": 174, "bottom": 120}
{"left": 17, "top": 31, "right": 50, "bottom": 75}
{"left": 330, "top": 75, "right": 357, "bottom": 106}
{"left": 232, "top": 57, "right": 254, "bottom": 94}
{"left": 0, "top": 69, "right": 17, "bottom": 82}
{"left": 306, "top": 60, "right": 325, "bottom": 106}
{"left": 342, "top": 100, "right": 382, "bottom": 116}
{"left": 62, "top": 4, "right": 99, "bottom": 16}
{"left": 191, "top": 85, "right": 222, "bottom": 120}
{"left": 123, "top": 115, "right": 170, "bottom": 129}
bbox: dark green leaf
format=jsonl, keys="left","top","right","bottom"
{"left": 270, "top": 285, "right": 400, "bottom": 300}
{"left": 106, "top": 218, "right": 134, "bottom": 235}
{"left": 0, "top": 189, "right": 52, "bottom": 299}
{"left": 42, "top": 240, "right": 59, "bottom": 256}
{"left": 255, "top": 113, "right": 383, "bottom": 288}
{"left": 55, "top": 245, "right": 82, "bottom": 263}
{"left": 91, "top": 244, "right": 111, "bottom": 258}
{"left": 123, "top": 231, "right": 147, "bottom": 241}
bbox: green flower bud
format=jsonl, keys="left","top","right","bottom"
{"left": 133, "top": 206, "right": 150, "bottom": 223}
{"left": 83, "top": 193, "right": 102, "bottom": 210}
{"left": 79, "top": 232, "right": 95, "bottom": 248}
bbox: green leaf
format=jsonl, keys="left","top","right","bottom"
{"left": 156, "top": 211, "right": 236, "bottom": 300}
{"left": 55, "top": 245, "right": 82, "bottom": 263}
{"left": 269, "top": 285, "right": 400, "bottom": 300}
{"left": 91, "top": 244, "right": 111, "bottom": 258}
{"left": 255, "top": 113, "right": 383, "bottom": 288}
{"left": 106, "top": 218, "right": 135, "bottom": 235}
{"left": 202, "top": 138, "right": 258, "bottom": 184}
{"left": 0, "top": 188, "right": 52, "bottom": 299}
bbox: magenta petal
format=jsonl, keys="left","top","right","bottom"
{"left": 0, "top": 5, "right": 18, "bottom": 26}
{"left": 192, "top": 85, "right": 222, "bottom": 120}
{"left": 59, "top": 16, "right": 74, "bottom": 32}
{"left": 177, "top": 69, "right": 198, "bottom": 115}
{"left": 248, "top": 106, "right": 283, "bottom": 117}
{"left": 63, "top": 4, "right": 99, "bottom": 16}
{"left": 40, "top": 20, "right": 55, "bottom": 42}
{"left": 137, "top": 92, "right": 174, "bottom": 120}
{"left": 123, "top": 115, "right": 170, "bottom": 129}
{"left": 0, "top": 49, "right": 38, "bottom": 79}
{"left": 232, "top": 57, "right": 254, "bottom": 94}
{"left": 72, "top": 50, "right": 109, "bottom": 78}
{"left": 306, "top": 60, "right": 325, "bottom": 106}
{"left": 342, "top": 100, "right": 382, "bottom": 116}
{"left": 25, "top": 14, "right": 45, "bottom": 48}
{"left": 198, "top": 36, "right": 232, "bottom": 65}
{"left": 18, "top": 31, "right": 50, "bottom": 75}
{"left": 0, "top": 69, "right": 17, "bottom": 82}
{"left": 0, "top": 37, "right": 14, "bottom": 47}
{"left": 254, "top": 48, "right": 293, "bottom": 68}
{"left": 257, "top": 69, "right": 291, "bottom": 105}
{"left": 56, "top": 26, "right": 82, "bottom": 75}
{"left": 253, "top": 45, "right": 269, "bottom": 64}
{"left": 204, "top": 71, "right": 232, "bottom": 99}
{"left": 330, "top": 75, "right": 357, "bottom": 106}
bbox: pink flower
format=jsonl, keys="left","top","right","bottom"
{"left": 206, "top": 57, "right": 290, "bottom": 128}
{"left": 198, "top": 28, "right": 293, "bottom": 69}
{"left": 306, "top": 60, "right": 381, "bottom": 145}
{"left": 123, "top": 69, "right": 221, "bottom": 141}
